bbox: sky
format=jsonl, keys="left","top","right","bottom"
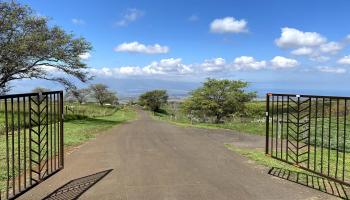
{"left": 13, "top": 0, "right": 350, "bottom": 98}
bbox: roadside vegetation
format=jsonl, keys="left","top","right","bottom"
{"left": 145, "top": 79, "right": 266, "bottom": 136}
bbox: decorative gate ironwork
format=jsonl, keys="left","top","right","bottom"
{"left": 0, "top": 91, "right": 64, "bottom": 199}
{"left": 266, "top": 93, "right": 350, "bottom": 186}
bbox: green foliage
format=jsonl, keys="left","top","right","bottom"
{"left": 182, "top": 78, "right": 256, "bottom": 123}
{"left": 0, "top": 1, "right": 92, "bottom": 93}
{"left": 31, "top": 87, "right": 50, "bottom": 93}
{"left": 66, "top": 87, "right": 90, "bottom": 104}
{"left": 90, "top": 84, "right": 118, "bottom": 106}
{"left": 139, "top": 90, "right": 168, "bottom": 112}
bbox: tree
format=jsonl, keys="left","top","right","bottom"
{"left": 32, "top": 87, "right": 50, "bottom": 93}
{"left": 90, "top": 84, "right": 118, "bottom": 106}
{"left": 66, "top": 87, "right": 90, "bottom": 104}
{"left": 139, "top": 90, "right": 168, "bottom": 112}
{"left": 182, "top": 78, "right": 256, "bottom": 123}
{"left": 0, "top": 2, "right": 92, "bottom": 93}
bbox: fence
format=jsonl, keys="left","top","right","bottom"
{"left": 265, "top": 93, "right": 350, "bottom": 186}
{"left": 0, "top": 91, "right": 64, "bottom": 199}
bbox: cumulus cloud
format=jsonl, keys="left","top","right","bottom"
{"left": 116, "top": 8, "right": 144, "bottom": 26}
{"left": 310, "top": 56, "right": 330, "bottom": 62}
{"left": 90, "top": 58, "right": 193, "bottom": 77}
{"left": 79, "top": 52, "right": 91, "bottom": 60}
{"left": 291, "top": 47, "right": 313, "bottom": 56}
{"left": 270, "top": 56, "right": 299, "bottom": 69}
{"left": 144, "top": 58, "right": 193, "bottom": 74}
{"left": 200, "top": 58, "right": 226, "bottom": 72}
{"left": 114, "top": 41, "right": 169, "bottom": 54}
{"left": 233, "top": 56, "right": 266, "bottom": 70}
{"left": 319, "top": 42, "right": 343, "bottom": 54}
{"left": 338, "top": 55, "right": 350, "bottom": 65}
{"left": 317, "top": 66, "right": 346, "bottom": 74}
{"left": 210, "top": 17, "right": 248, "bottom": 33}
{"left": 275, "top": 27, "right": 327, "bottom": 48}
{"left": 71, "top": 18, "right": 85, "bottom": 25}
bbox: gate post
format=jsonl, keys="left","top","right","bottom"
{"left": 265, "top": 93, "right": 270, "bottom": 154}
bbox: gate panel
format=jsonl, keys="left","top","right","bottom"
{"left": 266, "top": 93, "right": 350, "bottom": 186}
{"left": 0, "top": 91, "right": 64, "bottom": 200}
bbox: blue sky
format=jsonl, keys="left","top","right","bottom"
{"left": 14, "top": 0, "right": 350, "bottom": 97}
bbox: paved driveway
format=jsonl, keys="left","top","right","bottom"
{"left": 19, "top": 110, "right": 332, "bottom": 200}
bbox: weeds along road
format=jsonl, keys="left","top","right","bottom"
{"left": 19, "top": 109, "right": 332, "bottom": 200}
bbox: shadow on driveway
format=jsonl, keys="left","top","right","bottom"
{"left": 268, "top": 167, "right": 350, "bottom": 199}
{"left": 43, "top": 169, "right": 113, "bottom": 200}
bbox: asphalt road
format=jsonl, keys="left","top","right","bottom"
{"left": 19, "top": 110, "right": 333, "bottom": 200}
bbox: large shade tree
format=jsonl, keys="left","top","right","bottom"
{"left": 90, "top": 84, "right": 118, "bottom": 106}
{"left": 0, "top": 1, "right": 92, "bottom": 93}
{"left": 182, "top": 78, "right": 256, "bottom": 123}
{"left": 139, "top": 90, "right": 168, "bottom": 112}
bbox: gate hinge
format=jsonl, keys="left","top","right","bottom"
{"left": 265, "top": 112, "right": 269, "bottom": 117}
{"left": 62, "top": 114, "right": 65, "bottom": 120}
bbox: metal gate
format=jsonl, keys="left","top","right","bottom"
{"left": 265, "top": 93, "right": 350, "bottom": 186}
{"left": 0, "top": 91, "right": 64, "bottom": 199}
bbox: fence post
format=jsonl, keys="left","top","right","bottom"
{"left": 266, "top": 93, "right": 270, "bottom": 155}
{"left": 59, "top": 91, "right": 64, "bottom": 168}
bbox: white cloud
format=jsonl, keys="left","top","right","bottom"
{"left": 270, "top": 56, "right": 299, "bottom": 69}
{"left": 200, "top": 58, "right": 226, "bottom": 72}
{"left": 310, "top": 56, "right": 330, "bottom": 62}
{"left": 233, "top": 56, "right": 266, "bottom": 70}
{"left": 116, "top": 8, "right": 144, "bottom": 26}
{"left": 317, "top": 66, "right": 346, "bottom": 74}
{"left": 144, "top": 58, "right": 192, "bottom": 74}
{"left": 320, "top": 42, "right": 342, "bottom": 54}
{"left": 188, "top": 14, "right": 199, "bottom": 22}
{"left": 275, "top": 27, "right": 327, "bottom": 48}
{"left": 114, "top": 66, "right": 144, "bottom": 75}
{"left": 79, "top": 52, "right": 91, "bottom": 60}
{"left": 210, "top": 17, "right": 248, "bottom": 33}
{"left": 291, "top": 47, "right": 313, "bottom": 56}
{"left": 71, "top": 18, "right": 85, "bottom": 25}
{"left": 114, "top": 41, "right": 169, "bottom": 54}
{"left": 90, "top": 58, "right": 193, "bottom": 77}
{"left": 338, "top": 55, "right": 350, "bottom": 65}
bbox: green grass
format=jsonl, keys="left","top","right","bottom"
{"left": 64, "top": 107, "right": 136, "bottom": 147}
{"left": 153, "top": 111, "right": 266, "bottom": 136}
{"left": 0, "top": 106, "right": 136, "bottom": 194}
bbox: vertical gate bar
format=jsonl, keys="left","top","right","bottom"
{"left": 46, "top": 94, "right": 49, "bottom": 176}
{"left": 335, "top": 98, "right": 340, "bottom": 178}
{"left": 57, "top": 93, "right": 60, "bottom": 167}
{"left": 23, "top": 96, "right": 26, "bottom": 189}
{"left": 271, "top": 96, "right": 274, "bottom": 156}
{"left": 5, "top": 99, "right": 9, "bottom": 199}
{"left": 286, "top": 96, "right": 290, "bottom": 161}
{"left": 276, "top": 96, "right": 279, "bottom": 157}
{"left": 343, "top": 99, "right": 347, "bottom": 181}
{"left": 307, "top": 98, "right": 311, "bottom": 169}
{"left": 60, "top": 91, "right": 64, "bottom": 168}
{"left": 37, "top": 94, "right": 41, "bottom": 180}
{"left": 265, "top": 94, "right": 270, "bottom": 154}
{"left": 314, "top": 97, "right": 318, "bottom": 171}
{"left": 29, "top": 97, "right": 32, "bottom": 185}
{"left": 281, "top": 96, "right": 284, "bottom": 159}
{"left": 328, "top": 98, "right": 332, "bottom": 176}
{"left": 17, "top": 97, "right": 21, "bottom": 192}
{"left": 11, "top": 97, "right": 15, "bottom": 195}
{"left": 296, "top": 96, "right": 300, "bottom": 164}
{"left": 53, "top": 94, "right": 56, "bottom": 171}
{"left": 50, "top": 94, "right": 53, "bottom": 173}
{"left": 321, "top": 98, "right": 325, "bottom": 174}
